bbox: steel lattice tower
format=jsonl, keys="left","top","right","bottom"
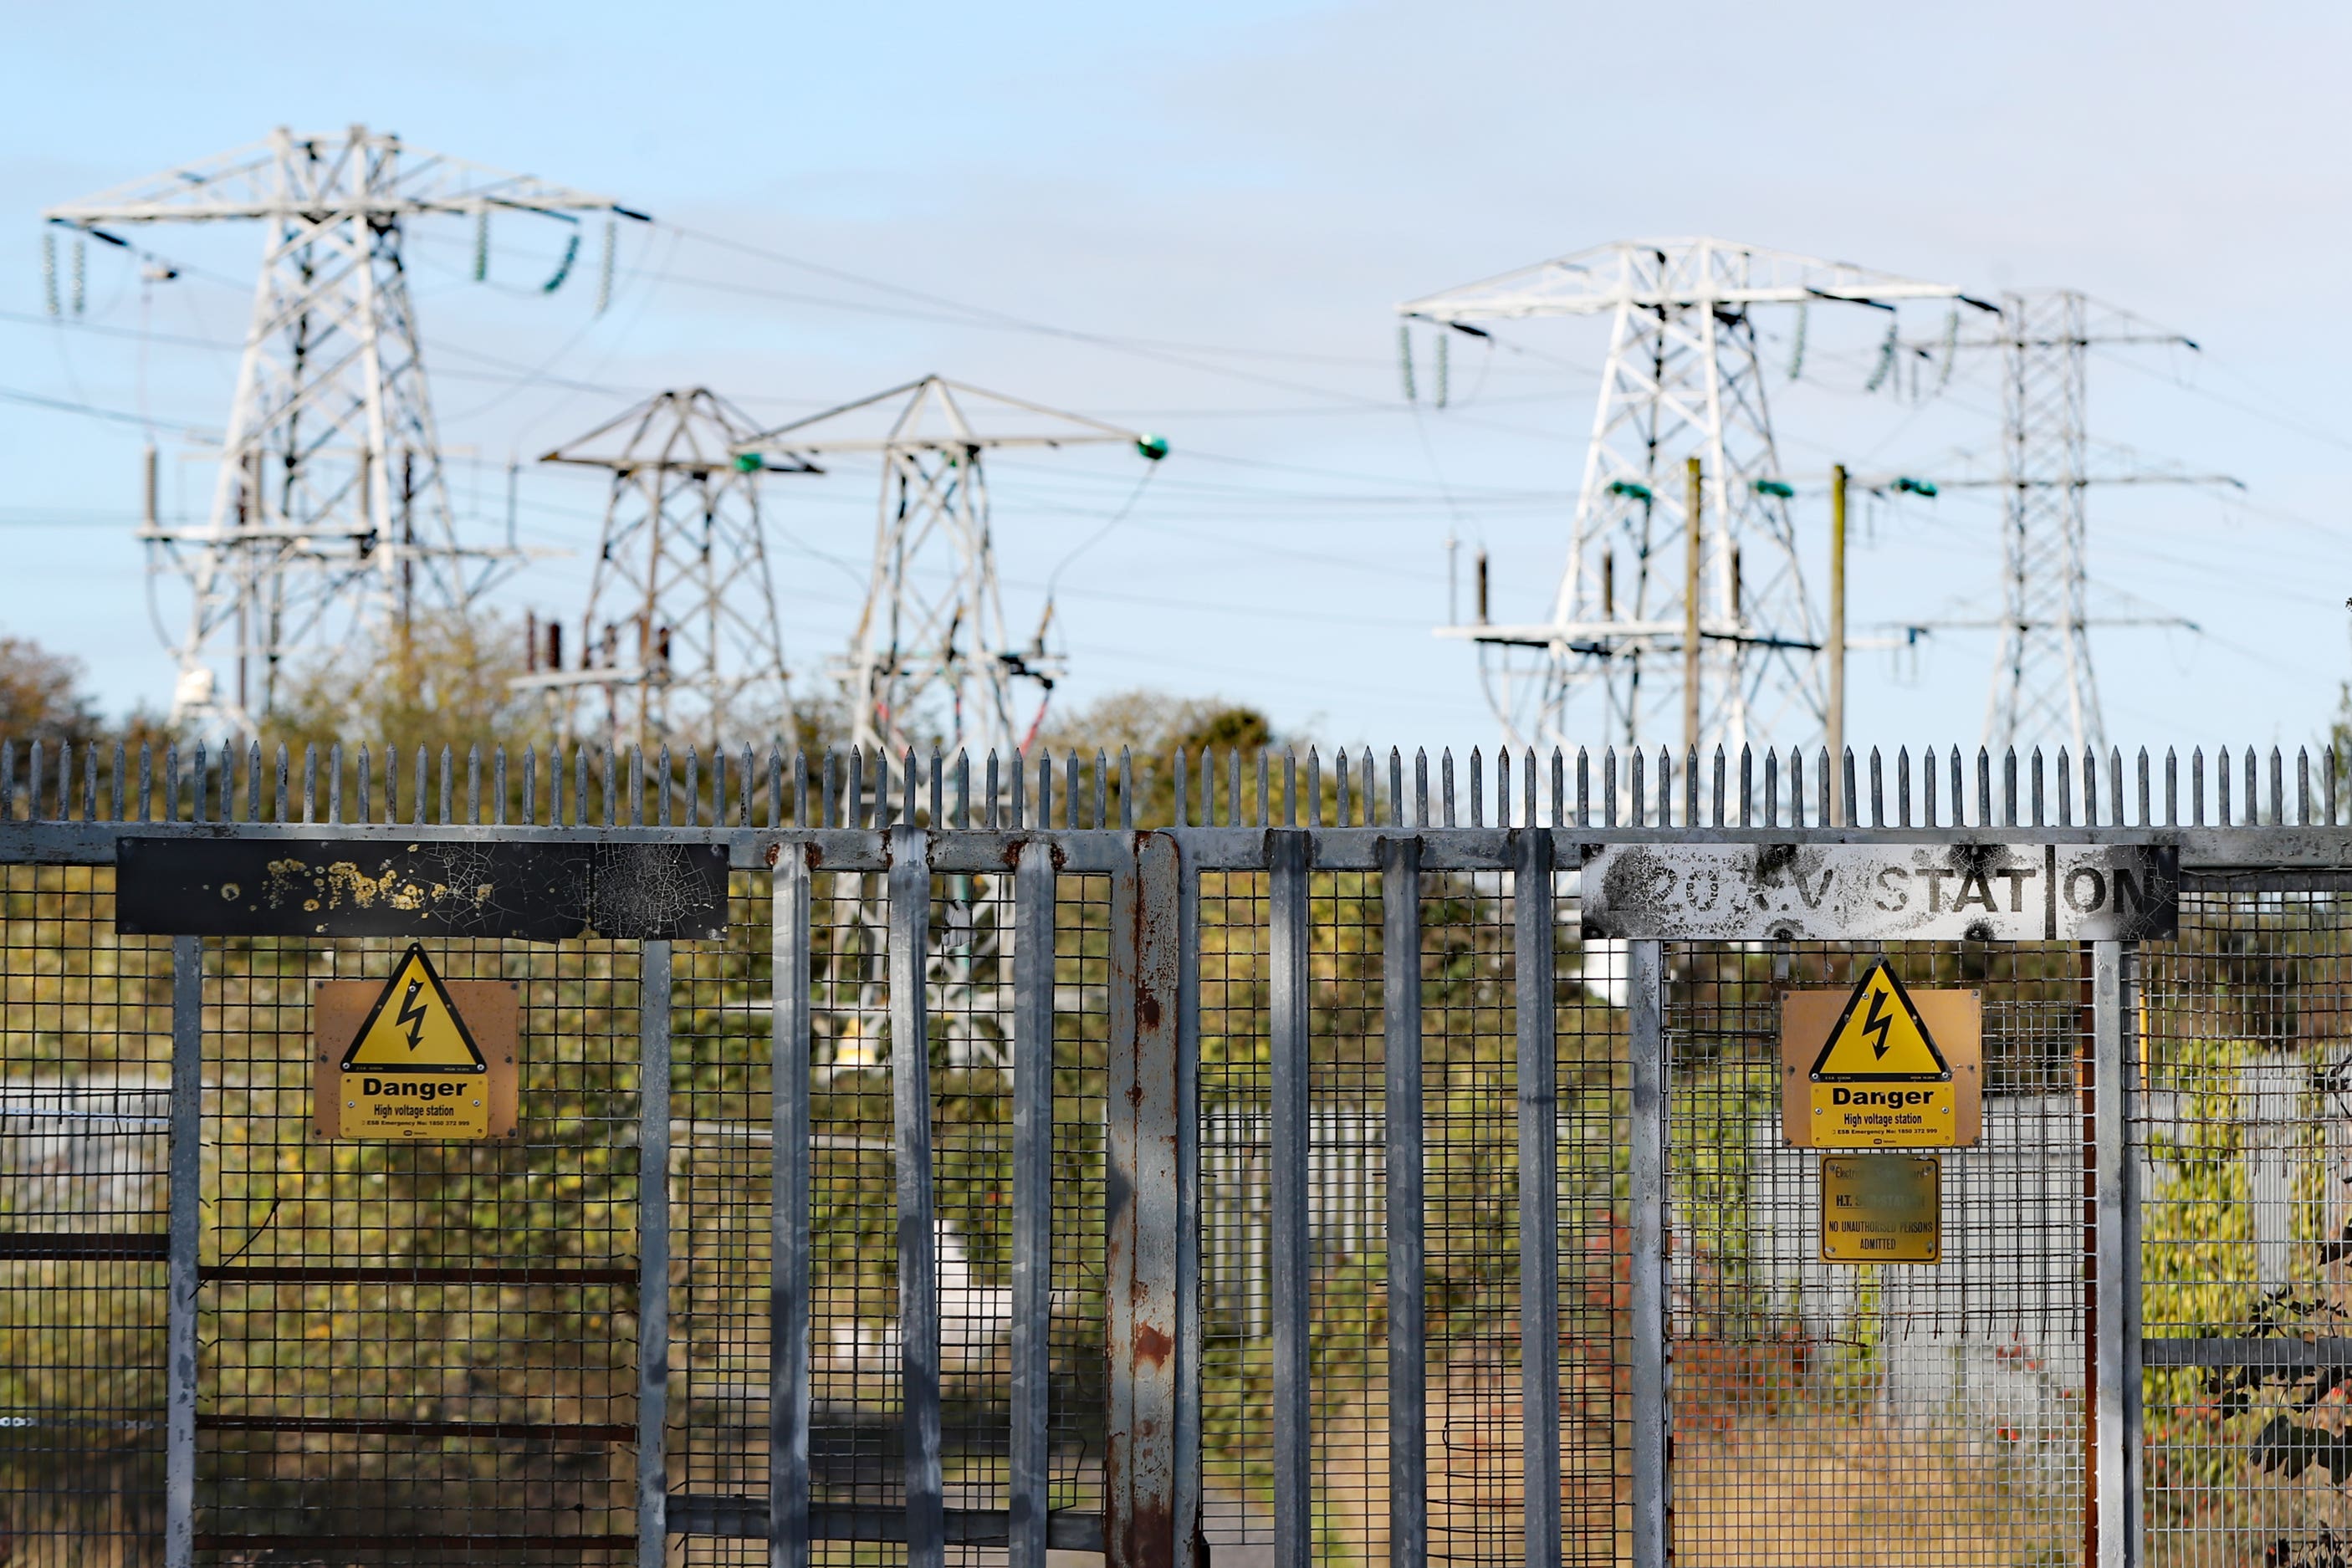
{"left": 1402, "top": 238, "right": 1966, "bottom": 752}
{"left": 522, "top": 389, "right": 811, "bottom": 749}
{"left": 738, "top": 375, "right": 1159, "bottom": 758}
{"left": 1986, "top": 289, "right": 2101, "bottom": 754}
{"left": 43, "top": 125, "right": 637, "bottom": 731}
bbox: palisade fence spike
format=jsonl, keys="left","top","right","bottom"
{"left": 409, "top": 748, "right": 424, "bottom": 828}
{"left": 1332, "top": 748, "right": 1347, "bottom": 827}
{"left": 1657, "top": 747, "right": 1673, "bottom": 828}
{"left": 1469, "top": 748, "right": 1484, "bottom": 829}
{"left": 910, "top": 748, "right": 924, "bottom": 827}
{"left": 2247, "top": 747, "right": 2261, "bottom": 826}
{"left": 2216, "top": 747, "right": 2231, "bottom": 827}
{"left": 2271, "top": 747, "right": 2286, "bottom": 827}
{"left": 1761, "top": 749, "right": 1776, "bottom": 829}
{"left": 954, "top": 750, "right": 969, "bottom": 830}
{"left": 1440, "top": 749, "right": 1456, "bottom": 828}
{"left": 2086, "top": 749, "right": 2101, "bottom": 828}
{"left": 1498, "top": 748, "right": 1512, "bottom": 830}
{"left": 32, "top": 739, "right": 51, "bottom": 820}
{"left": 378, "top": 746, "right": 391, "bottom": 824}
{"left": 1577, "top": 748, "right": 1593, "bottom": 828}
{"left": 1524, "top": 746, "right": 1537, "bottom": 829}
{"left": 1067, "top": 752, "right": 1082, "bottom": 829}
{"left": 2108, "top": 745, "right": 2124, "bottom": 825}
{"left": 1923, "top": 747, "right": 1938, "bottom": 829}
{"left": 1254, "top": 749, "right": 1269, "bottom": 829}
{"left": 847, "top": 748, "right": 866, "bottom": 830}
{"left": 1894, "top": 748, "right": 1909, "bottom": 829}
{"left": 1396, "top": 748, "right": 1411, "bottom": 829}
{"left": 81, "top": 743, "right": 96, "bottom": 822}
{"left": 1036, "top": 749, "right": 1053, "bottom": 830}
{"left": 1708, "top": 747, "right": 1723, "bottom": 827}
{"left": 116, "top": 740, "right": 131, "bottom": 823}
{"left": 139, "top": 743, "right": 154, "bottom": 824}
{"left": 2329, "top": 744, "right": 2340, "bottom": 828}
{"left": 164, "top": 744, "right": 180, "bottom": 823}
{"left": 987, "top": 750, "right": 1002, "bottom": 830}
{"left": 2188, "top": 748, "right": 2201, "bottom": 825}
{"left": 1173, "top": 748, "right": 1189, "bottom": 829}
{"left": 1123, "top": 748, "right": 1138, "bottom": 829}
{"left": 693, "top": 749, "right": 708, "bottom": 829}
{"left": 1307, "top": 748, "right": 1322, "bottom": 830}
{"left": 1553, "top": 748, "right": 1568, "bottom": 829}
{"left": 1095, "top": 748, "right": 1109, "bottom": 829}
{"left": 193, "top": 743, "right": 208, "bottom": 823}
{"left": 1361, "top": 746, "right": 1377, "bottom": 828}
{"left": 2, "top": 739, "right": 16, "bottom": 823}
{"left": 2300, "top": 748, "right": 2313, "bottom": 828}
{"left": 1009, "top": 748, "right": 1025, "bottom": 829}
{"left": 2055, "top": 750, "right": 2071, "bottom": 828}
{"left": 2136, "top": 748, "right": 2150, "bottom": 828}
{"left": 770, "top": 748, "right": 786, "bottom": 830}
{"left": 1626, "top": 748, "right": 1641, "bottom": 828}
{"left": 1995, "top": 748, "right": 2012, "bottom": 827}
{"left": 1737, "top": 745, "right": 1752, "bottom": 828}
{"left": 1603, "top": 747, "right": 1618, "bottom": 828}
{"left": 1787, "top": 747, "right": 1804, "bottom": 829}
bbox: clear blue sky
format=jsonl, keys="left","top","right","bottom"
{"left": 3, "top": 0, "right": 2345, "bottom": 757}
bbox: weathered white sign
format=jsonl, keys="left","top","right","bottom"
{"left": 1579, "top": 842, "right": 2176, "bottom": 942}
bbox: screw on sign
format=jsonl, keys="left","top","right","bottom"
{"left": 312, "top": 943, "right": 520, "bottom": 1142}
{"left": 1780, "top": 958, "right": 1982, "bottom": 1148}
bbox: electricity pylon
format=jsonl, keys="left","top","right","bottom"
{"left": 43, "top": 125, "right": 641, "bottom": 731}
{"left": 737, "top": 375, "right": 1163, "bottom": 758}
{"left": 1981, "top": 289, "right": 2199, "bottom": 756}
{"left": 1401, "top": 238, "right": 1971, "bottom": 753}
{"left": 739, "top": 377, "right": 1162, "bottom": 1073}
{"left": 520, "top": 388, "right": 812, "bottom": 749}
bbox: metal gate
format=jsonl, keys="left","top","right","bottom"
{"left": 0, "top": 737, "right": 2345, "bottom": 1567}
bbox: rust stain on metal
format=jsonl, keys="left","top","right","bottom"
{"left": 1130, "top": 1324, "right": 1172, "bottom": 1370}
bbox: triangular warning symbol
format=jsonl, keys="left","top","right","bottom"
{"left": 1811, "top": 959, "right": 1948, "bottom": 1081}
{"left": 340, "top": 945, "right": 487, "bottom": 1074}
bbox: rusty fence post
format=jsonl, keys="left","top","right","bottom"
{"left": 1629, "top": 939, "right": 1668, "bottom": 1568}
{"left": 1267, "top": 828, "right": 1313, "bottom": 1568}
{"left": 2094, "top": 939, "right": 2143, "bottom": 1568}
{"left": 1108, "top": 831, "right": 1183, "bottom": 1568}
{"left": 1516, "top": 830, "right": 1562, "bottom": 1568}
{"left": 637, "top": 939, "right": 673, "bottom": 1568}
{"left": 1383, "top": 835, "right": 1427, "bottom": 1568}
{"left": 771, "top": 849, "right": 812, "bottom": 1568}
{"left": 889, "top": 825, "right": 944, "bottom": 1568}
{"left": 1010, "top": 839, "right": 1057, "bottom": 1568}
{"left": 166, "top": 934, "right": 201, "bottom": 1568}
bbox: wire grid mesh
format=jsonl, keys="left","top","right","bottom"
{"left": 672, "top": 871, "right": 778, "bottom": 1565}
{"left": 1666, "top": 939, "right": 2093, "bottom": 1566}
{"left": 1417, "top": 867, "right": 1525, "bottom": 1568}
{"left": 196, "top": 932, "right": 643, "bottom": 1561}
{"left": 1194, "top": 863, "right": 1631, "bottom": 1565}
{"left": 799, "top": 866, "right": 1111, "bottom": 1564}
{"left": 2140, "top": 874, "right": 2352, "bottom": 1568}
{"left": 0, "top": 864, "right": 171, "bottom": 1562}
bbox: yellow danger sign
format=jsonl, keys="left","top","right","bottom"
{"left": 342, "top": 945, "right": 487, "bottom": 1074}
{"left": 313, "top": 946, "right": 518, "bottom": 1142}
{"left": 1781, "top": 962, "right": 1981, "bottom": 1148}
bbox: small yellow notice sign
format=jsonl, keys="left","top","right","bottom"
{"left": 1781, "top": 961, "right": 1981, "bottom": 1147}
{"left": 1820, "top": 1153, "right": 1941, "bottom": 1263}
{"left": 313, "top": 945, "right": 518, "bottom": 1142}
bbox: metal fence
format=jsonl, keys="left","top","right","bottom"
{"left": 0, "top": 737, "right": 2348, "bottom": 1568}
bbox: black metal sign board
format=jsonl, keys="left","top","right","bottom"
{"left": 115, "top": 837, "right": 729, "bottom": 941}
{"left": 1580, "top": 842, "right": 2177, "bottom": 942}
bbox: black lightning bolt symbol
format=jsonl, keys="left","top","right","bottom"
{"left": 395, "top": 979, "right": 428, "bottom": 1051}
{"left": 1862, "top": 983, "right": 1894, "bottom": 1060}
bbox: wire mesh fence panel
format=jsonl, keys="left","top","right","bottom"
{"left": 197, "top": 933, "right": 645, "bottom": 1563}
{"left": 673, "top": 871, "right": 780, "bottom": 1566}
{"left": 1049, "top": 873, "right": 1110, "bottom": 1526}
{"left": 2141, "top": 875, "right": 2352, "bottom": 1568}
{"left": 1417, "top": 866, "right": 1524, "bottom": 1568}
{"left": 810, "top": 867, "right": 902, "bottom": 1557}
{"left": 1666, "top": 939, "right": 2093, "bottom": 1568}
{"left": 0, "top": 864, "right": 171, "bottom": 1565}
{"left": 1199, "top": 869, "right": 1273, "bottom": 1551}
